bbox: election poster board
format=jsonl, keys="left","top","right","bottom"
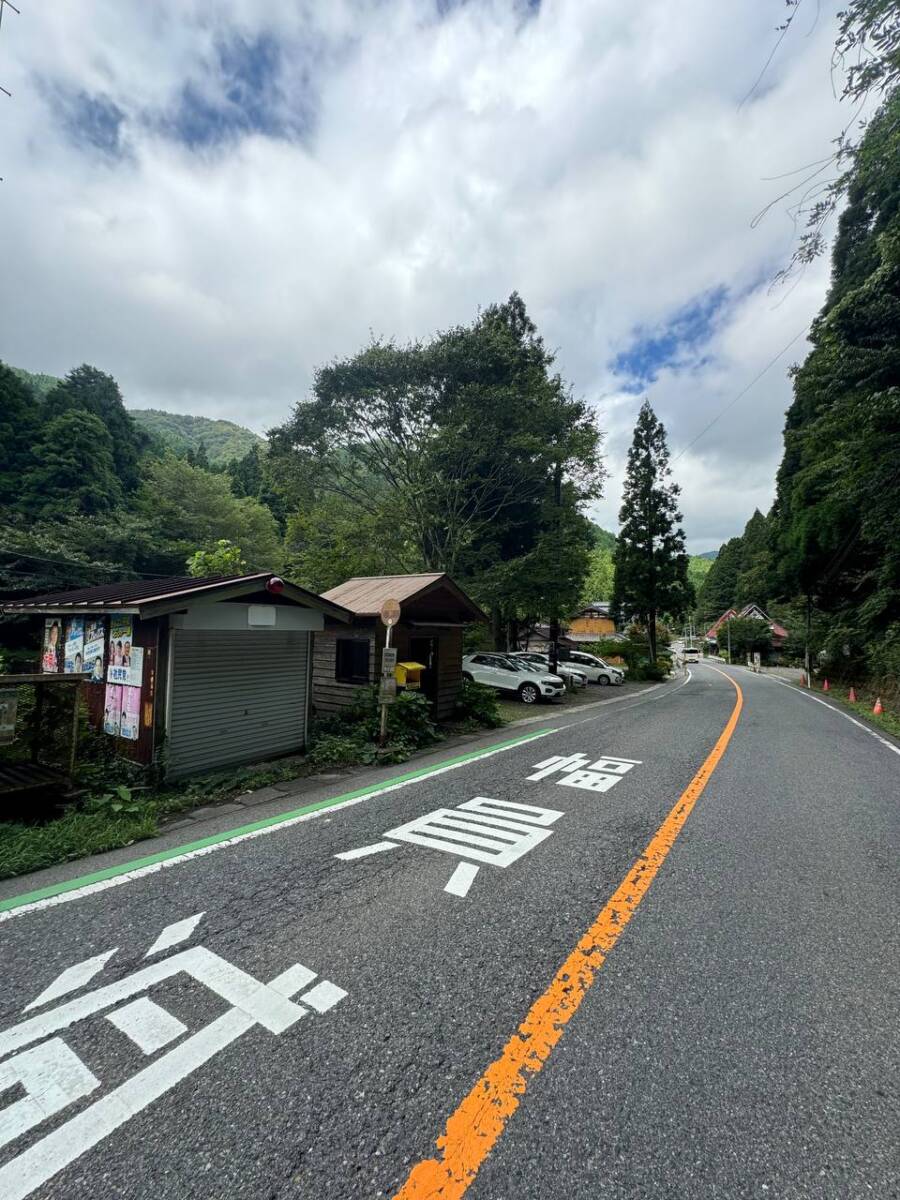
{"left": 103, "top": 684, "right": 122, "bottom": 737}
{"left": 64, "top": 618, "right": 85, "bottom": 675}
{"left": 107, "top": 618, "right": 143, "bottom": 687}
{"left": 41, "top": 619, "right": 62, "bottom": 673}
{"left": 84, "top": 618, "right": 106, "bottom": 683}
{"left": 119, "top": 686, "right": 141, "bottom": 741}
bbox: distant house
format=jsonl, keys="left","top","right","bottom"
{"left": 567, "top": 602, "right": 616, "bottom": 643}
{"left": 706, "top": 604, "right": 788, "bottom": 651}
{"left": 314, "top": 574, "right": 487, "bottom": 720}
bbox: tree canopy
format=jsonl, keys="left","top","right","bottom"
{"left": 612, "top": 401, "right": 693, "bottom": 661}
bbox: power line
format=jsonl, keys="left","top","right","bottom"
{"left": 672, "top": 326, "right": 809, "bottom": 463}
{"left": 0, "top": 548, "right": 163, "bottom": 577}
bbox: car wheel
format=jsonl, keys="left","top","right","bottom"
{"left": 518, "top": 682, "right": 540, "bottom": 705}
{"left": 598, "top": 675, "right": 610, "bottom": 686}
{"left": 462, "top": 672, "right": 473, "bottom": 682}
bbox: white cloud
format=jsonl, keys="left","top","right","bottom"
{"left": 0, "top": 0, "right": 850, "bottom": 549}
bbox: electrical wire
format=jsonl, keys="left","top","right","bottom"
{"left": 672, "top": 326, "right": 809, "bottom": 463}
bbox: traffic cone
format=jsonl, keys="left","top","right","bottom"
{"left": 848, "top": 687, "right": 857, "bottom": 703}
{"left": 873, "top": 697, "right": 884, "bottom": 715}
{"left": 823, "top": 678, "right": 830, "bottom": 692}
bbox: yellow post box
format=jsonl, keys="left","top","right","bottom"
{"left": 394, "top": 661, "right": 427, "bottom": 690}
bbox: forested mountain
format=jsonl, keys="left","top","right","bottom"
{"left": 698, "top": 88, "right": 900, "bottom": 679}
{"left": 130, "top": 410, "right": 264, "bottom": 466}
{"left": 11, "top": 366, "right": 264, "bottom": 467}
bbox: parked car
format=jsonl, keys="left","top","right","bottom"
{"left": 559, "top": 649, "right": 624, "bottom": 686}
{"left": 508, "top": 652, "right": 588, "bottom": 688}
{"left": 462, "top": 653, "right": 566, "bottom": 704}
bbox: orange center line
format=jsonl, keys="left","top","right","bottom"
{"left": 392, "top": 666, "right": 744, "bottom": 1200}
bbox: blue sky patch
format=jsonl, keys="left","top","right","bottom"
{"left": 46, "top": 86, "right": 127, "bottom": 158}
{"left": 165, "top": 32, "right": 313, "bottom": 149}
{"left": 612, "top": 287, "right": 728, "bottom": 388}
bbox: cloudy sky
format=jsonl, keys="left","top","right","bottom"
{"left": 1, "top": 0, "right": 850, "bottom": 551}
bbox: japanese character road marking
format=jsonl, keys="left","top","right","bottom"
{"left": 0, "top": 916, "right": 347, "bottom": 1200}
{"left": 336, "top": 796, "right": 564, "bottom": 899}
{"left": 527, "top": 753, "right": 642, "bottom": 792}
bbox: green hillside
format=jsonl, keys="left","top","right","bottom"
{"left": 130, "top": 409, "right": 264, "bottom": 465}
{"left": 11, "top": 365, "right": 60, "bottom": 399}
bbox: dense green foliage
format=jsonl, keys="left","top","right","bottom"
{"left": 270, "top": 294, "right": 606, "bottom": 647}
{"left": 612, "top": 401, "right": 693, "bottom": 661}
{"left": 130, "top": 408, "right": 265, "bottom": 465}
{"left": 0, "top": 362, "right": 283, "bottom": 601}
{"left": 703, "top": 89, "right": 900, "bottom": 685}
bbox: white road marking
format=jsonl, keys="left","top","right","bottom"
{"left": 444, "top": 862, "right": 480, "bottom": 898}
{"left": 0, "top": 1039, "right": 99, "bottom": 1152}
{"left": 105, "top": 997, "right": 188, "bottom": 1055}
{"left": 144, "top": 912, "right": 204, "bottom": 957}
{"left": 527, "top": 753, "right": 641, "bottom": 792}
{"left": 334, "top": 841, "right": 398, "bottom": 861}
{"left": 24, "top": 949, "right": 118, "bottom": 1012}
{"left": 0, "top": 938, "right": 347, "bottom": 1200}
{"left": 766, "top": 675, "right": 900, "bottom": 759}
{"left": 299, "top": 980, "right": 347, "bottom": 1013}
{"left": 0, "top": 731, "right": 558, "bottom": 925}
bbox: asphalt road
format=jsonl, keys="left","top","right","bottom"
{"left": 1, "top": 664, "right": 897, "bottom": 1199}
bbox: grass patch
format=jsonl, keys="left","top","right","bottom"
{"left": 0, "top": 809, "right": 158, "bottom": 880}
{"left": 817, "top": 685, "right": 900, "bottom": 741}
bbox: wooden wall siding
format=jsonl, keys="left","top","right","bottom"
{"left": 312, "top": 628, "right": 375, "bottom": 714}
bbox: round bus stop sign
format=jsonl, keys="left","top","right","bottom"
{"left": 380, "top": 598, "right": 401, "bottom": 627}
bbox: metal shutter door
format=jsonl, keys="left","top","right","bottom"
{"left": 168, "top": 630, "right": 309, "bottom": 777}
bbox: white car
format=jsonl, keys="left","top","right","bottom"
{"left": 684, "top": 647, "right": 700, "bottom": 663}
{"left": 508, "top": 652, "right": 588, "bottom": 688}
{"left": 560, "top": 650, "right": 625, "bottom": 686}
{"left": 462, "top": 653, "right": 566, "bottom": 704}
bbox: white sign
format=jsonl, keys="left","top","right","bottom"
{"left": 0, "top": 914, "right": 347, "bottom": 1200}
{"left": 381, "top": 647, "right": 398, "bottom": 675}
{"left": 107, "top": 646, "right": 143, "bottom": 688}
{"left": 337, "top": 796, "right": 563, "bottom": 899}
{"left": 527, "top": 752, "right": 641, "bottom": 793}
{"left": 0, "top": 689, "right": 17, "bottom": 746}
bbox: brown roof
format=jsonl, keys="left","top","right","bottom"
{"left": 321, "top": 574, "right": 486, "bottom": 621}
{"left": 2, "top": 573, "right": 352, "bottom": 622}
{"left": 3, "top": 574, "right": 260, "bottom": 610}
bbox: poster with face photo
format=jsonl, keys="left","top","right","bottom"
{"left": 84, "top": 617, "right": 106, "bottom": 683}
{"left": 41, "top": 619, "right": 62, "bottom": 673}
{"left": 64, "top": 618, "right": 85, "bottom": 675}
{"left": 119, "top": 686, "right": 141, "bottom": 741}
{"left": 103, "top": 684, "right": 122, "bottom": 736}
{"left": 107, "top": 616, "right": 140, "bottom": 685}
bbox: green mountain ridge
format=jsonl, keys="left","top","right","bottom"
{"left": 11, "top": 366, "right": 264, "bottom": 467}
{"left": 130, "top": 409, "right": 265, "bottom": 466}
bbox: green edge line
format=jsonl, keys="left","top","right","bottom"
{"left": 0, "top": 728, "right": 552, "bottom": 914}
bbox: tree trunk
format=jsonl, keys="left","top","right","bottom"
{"left": 648, "top": 608, "right": 658, "bottom": 664}
{"left": 491, "top": 606, "right": 503, "bottom": 651}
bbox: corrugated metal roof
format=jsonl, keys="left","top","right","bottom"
{"left": 320, "top": 574, "right": 446, "bottom": 614}
{"left": 3, "top": 574, "right": 268, "bottom": 610}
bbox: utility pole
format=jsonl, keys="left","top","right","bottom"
{"left": 548, "top": 459, "right": 562, "bottom": 677}
{"left": 804, "top": 593, "right": 812, "bottom": 686}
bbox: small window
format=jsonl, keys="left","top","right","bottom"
{"left": 335, "top": 638, "right": 371, "bottom": 684}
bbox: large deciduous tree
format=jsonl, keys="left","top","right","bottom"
{"left": 269, "top": 294, "right": 605, "bottom": 643}
{"left": 612, "top": 401, "right": 692, "bottom": 662}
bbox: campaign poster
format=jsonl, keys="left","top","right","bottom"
{"left": 103, "top": 684, "right": 122, "bottom": 737}
{"left": 41, "top": 619, "right": 62, "bottom": 673}
{"left": 119, "top": 686, "right": 141, "bottom": 741}
{"left": 84, "top": 617, "right": 106, "bottom": 683}
{"left": 64, "top": 618, "right": 85, "bottom": 675}
{"left": 107, "top": 617, "right": 142, "bottom": 686}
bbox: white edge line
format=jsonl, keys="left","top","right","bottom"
{"left": 768, "top": 676, "right": 900, "bottom": 759}
{"left": 0, "top": 731, "right": 559, "bottom": 924}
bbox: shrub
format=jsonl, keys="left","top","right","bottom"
{"left": 306, "top": 733, "right": 376, "bottom": 768}
{"left": 454, "top": 679, "right": 503, "bottom": 728}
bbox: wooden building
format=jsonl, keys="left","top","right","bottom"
{"left": 2, "top": 574, "right": 350, "bottom": 778}
{"left": 567, "top": 602, "right": 616, "bottom": 642}
{"left": 314, "top": 574, "right": 487, "bottom": 721}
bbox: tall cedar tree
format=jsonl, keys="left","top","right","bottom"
{"left": 612, "top": 401, "right": 692, "bottom": 661}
